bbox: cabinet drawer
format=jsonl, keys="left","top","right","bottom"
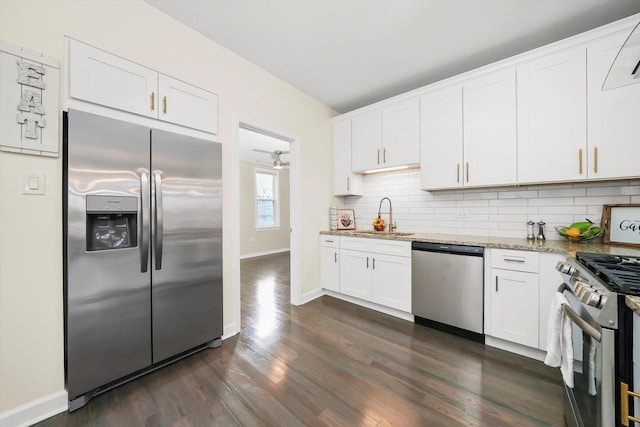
{"left": 320, "top": 235, "right": 340, "bottom": 248}
{"left": 491, "top": 249, "right": 538, "bottom": 273}
{"left": 371, "top": 239, "right": 411, "bottom": 257}
{"left": 340, "top": 236, "right": 373, "bottom": 252}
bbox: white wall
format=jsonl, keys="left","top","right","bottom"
{"left": 0, "top": 0, "right": 336, "bottom": 417}
{"left": 344, "top": 170, "right": 640, "bottom": 238}
{"left": 240, "top": 162, "right": 290, "bottom": 257}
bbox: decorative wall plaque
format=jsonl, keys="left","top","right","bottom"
{"left": 0, "top": 40, "right": 59, "bottom": 157}
{"left": 601, "top": 204, "right": 640, "bottom": 248}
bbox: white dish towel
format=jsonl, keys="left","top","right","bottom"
{"left": 544, "top": 292, "right": 574, "bottom": 388}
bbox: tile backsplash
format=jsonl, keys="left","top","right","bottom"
{"left": 342, "top": 171, "right": 640, "bottom": 240}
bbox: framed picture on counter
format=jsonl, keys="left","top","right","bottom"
{"left": 337, "top": 209, "right": 356, "bottom": 230}
{"left": 601, "top": 204, "right": 640, "bottom": 247}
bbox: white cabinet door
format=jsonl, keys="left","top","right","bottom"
{"left": 490, "top": 269, "right": 539, "bottom": 348}
{"left": 351, "top": 110, "right": 383, "bottom": 172}
{"left": 588, "top": 30, "right": 640, "bottom": 180}
{"left": 382, "top": 98, "right": 420, "bottom": 168}
{"left": 538, "top": 252, "right": 566, "bottom": 351}
{"left": 339, "top": 249, "right": 371, "bottom": 300}
{"left": 321, "top": 246, "right": 340, "bottom": 292}
{"left": 371, "top": 253, "right": 411, "bottom": 312}
{"left": 517, "top": 47, "right": 587, "bottom": 184}
{"left": 158, "top": 74, "right": 218, "bottom": 134}
{"left": 419, "top": 85, "right": 463, "bottom": 190}
{"left": 332, "top": 120, "right": 362, "bottom": 196}
{"left": 463, "top": 69, "right": 517, "bottom": 187}
{"left": 69, "top": 39, "right": 157, "bottom": 118}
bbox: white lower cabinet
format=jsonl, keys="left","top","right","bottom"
{"left": 488, "top": 249, "right": 540, "bottom": 348}
{"left": 340, "top": 249, "right": 372, "bottom": 300}
{"left": 490, "top": 268, "right": 539, "bottom": 348}
{"left": 320, "top": 235, "right": 340, "bottom": 292}
{"left": 334, "top": 236, "right": 411, "bottom": 313}
{"left": 487, "top": 249, "right": 566, "bottom": 354}
{"left": 370, "top": 253, "right": 411, "bottom": 312}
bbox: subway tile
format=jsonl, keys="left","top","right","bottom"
{"left": 537, "top": 188, "right": 586, "bottom": 198}
{"left": 539, "top": 206, "right": 587, "bottom": 215}
{"left": 574, "top": 196, "right": 631, "bottom": 206}
{"left": 528, "top": 197, "right": 576, "bottom": 206}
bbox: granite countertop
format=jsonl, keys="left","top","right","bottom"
{"left": 320, "top": 229, "right": 640, "bottom": 258}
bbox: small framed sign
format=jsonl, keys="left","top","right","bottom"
{"left": 601, "top": 204, "right": 640, "bottom": 247}
{"left": 337, "top": 209, "right": 356, "bottom": 230}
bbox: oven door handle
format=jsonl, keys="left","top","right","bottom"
{"left": 561, "top": 303, "right": 602, "bottom": 343}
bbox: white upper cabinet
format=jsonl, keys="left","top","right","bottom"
{"left": 69, "top": 39, "right": 157, "bottom": 119}
{"left": 463, "top": 69, "right": 517, "bottom": 187}
{"left": 517, "top": 47, "right": 587, "bottom": 184}
{"left": 381, "top": 98, "right": 420, "bottom": 169}
{"left": 68, "top": 39, "right": 218, "bottom": 134}
{"left": 351, "top": 98, "right": 420, "bottom": 173}
{"left": 587, "top": 29, "right": 640, "bottom": 180}
{"left": 157, "top": 74, "right": 218, "bottom": 134}
{"left": 333, "top": 120, "right": 362, "bottom": 196}
{"left": 420, "top": 85, "right": 463, "bottom": 189}
{"left": 351, "top": 110, "right": 382, "bottom": 172}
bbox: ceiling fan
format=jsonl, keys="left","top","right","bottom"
{"left": 253, "top": 149, "right": 290, "bottom": 169}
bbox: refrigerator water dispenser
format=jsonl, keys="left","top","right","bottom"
{"left": 86, "top": 195, "right": 137, "bottom": 251}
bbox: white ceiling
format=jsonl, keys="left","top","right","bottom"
{"left": 146, "top": 0, "right": 640, "bottom": 113}
{"left": 238, "top": 127, "right": 290, "bottom": 167}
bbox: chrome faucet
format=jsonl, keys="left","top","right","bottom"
{"left": 377, "top": 197, "right": 397, "bottom": 232}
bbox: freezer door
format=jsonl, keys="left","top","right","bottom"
{"left": 150, "top": 129, "right": 223, "bottom": 362}
{"left": 66, "top": 110, "right": 152, "bottom": 399}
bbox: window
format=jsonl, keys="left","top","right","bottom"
{"left": 255, "top": 170, "right": 279, "bottom": 228}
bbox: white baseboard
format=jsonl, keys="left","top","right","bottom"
{"left": 485, "top": 336, "right": 546, "bottom": 362}
{"left": 222, "top": 322, "right": 240, "bottom": 340}
{"left": 296, "top": 287, "right": 324, "bottom": 306}
{"left": 239, "top": 248, "right": 290, "bottom": 260}
{"left": 323, "top": 290, "right": 414, "bottom": 322}
{"left": 0, "top": 390, "right": 67, "bottom": 427}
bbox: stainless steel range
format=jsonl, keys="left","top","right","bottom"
{"left": 555, "top": 252, "right": 639, "bottom": 427}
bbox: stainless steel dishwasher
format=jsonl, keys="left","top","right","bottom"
{"left": 412, "top": 242, "right": 484, "bottom": 342}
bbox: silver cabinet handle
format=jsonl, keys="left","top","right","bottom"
{"left": 154, "top": 172, "right": 164, "bottom": 270}
{"left": 366, "top": 256, "right": 369, "bottom": 268}
{"left": 495, "top": 276, "right": 498, "bottom": 292}
{"left": 347, "top": 177, "right": 350, "bottom": 191}
{"left": 372, "top": 258, "right": 376, "bottom": 270}
{"left": 377, "top": 149, "right": 380, "bottom": 165}
{"left": 334, "top": 252, "right": 337, "bottom": 263}
{"left": 503, "top": 258, "right": 525, "bottom": 263}
{"left": 140, "top": 171, "right": 150, "bottom": 273}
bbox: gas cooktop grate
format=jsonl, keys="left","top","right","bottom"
{"left": 576, "top": 252, "right": 640, "bottom": 296}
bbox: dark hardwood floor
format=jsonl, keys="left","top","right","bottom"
{"left": 38, "top": 251, "right": 565, "bottom": 426}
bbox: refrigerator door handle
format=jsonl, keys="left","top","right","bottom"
{"left": 154, "top": 172, "right": 164, "bottom": 270}
{"left": 140, "top": 171, "right": 150, "bottom": 273}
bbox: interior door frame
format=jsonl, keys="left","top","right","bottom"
{"left": 231, "top": 118, "right": 302, "bottom": 334}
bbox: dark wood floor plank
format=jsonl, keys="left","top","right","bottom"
{"left": 36, "top": 251, "right": 564, "bottom": 426}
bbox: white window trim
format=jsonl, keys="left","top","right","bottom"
{"left": 255, "top": 168, "right": 280, "bottom": 230}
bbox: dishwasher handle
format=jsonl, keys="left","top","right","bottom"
{"left": 411, "top": 241, "right": 484, "bottom": 256}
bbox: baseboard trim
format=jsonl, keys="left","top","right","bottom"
{"left": 485, "top": 336, "right": 546, "bottom": 362}
{"left": 0, "top": 390, "right": 68, "bottom": 427}
{"left": 324, "top": 291, "right": 414, "bottom": 322}
{"left": 222, "top": 322, "right": 240, "bottom": 340}
{"left": 296, "top": 287, "right": 324, "bottom": 306}
{"left": 239, "top": 248, "right": 290, "bottom": 260}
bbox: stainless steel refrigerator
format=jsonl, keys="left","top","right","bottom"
{"left": 64, "top": 109, "right": 222, "bottom": 411}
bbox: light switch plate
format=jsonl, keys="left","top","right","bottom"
{"left": 22, "top": 172, "right": 45, "bottom": 195}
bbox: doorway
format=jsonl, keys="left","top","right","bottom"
{"left": 232, "top": 121, "right": 301, "bottom": 336}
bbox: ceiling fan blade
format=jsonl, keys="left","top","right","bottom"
{"left": 252, "top": 148, "right": 273, "bottom": 154}
{"left": 275, "top": 150, "right": 290, "bottom": 155}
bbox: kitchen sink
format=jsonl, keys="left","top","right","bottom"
{"left": 353, "top": 231, "right": 414, "bottom": 237}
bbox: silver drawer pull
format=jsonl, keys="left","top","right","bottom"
{"left": 325, "top": 239, "right": 334, "bottom": 243}
{"left": 503, "top": 258, "right": 525, "bottom": 263}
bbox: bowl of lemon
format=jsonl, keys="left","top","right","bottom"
{"left": 556, "top": 219, "right": 603, "bottom": 243}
